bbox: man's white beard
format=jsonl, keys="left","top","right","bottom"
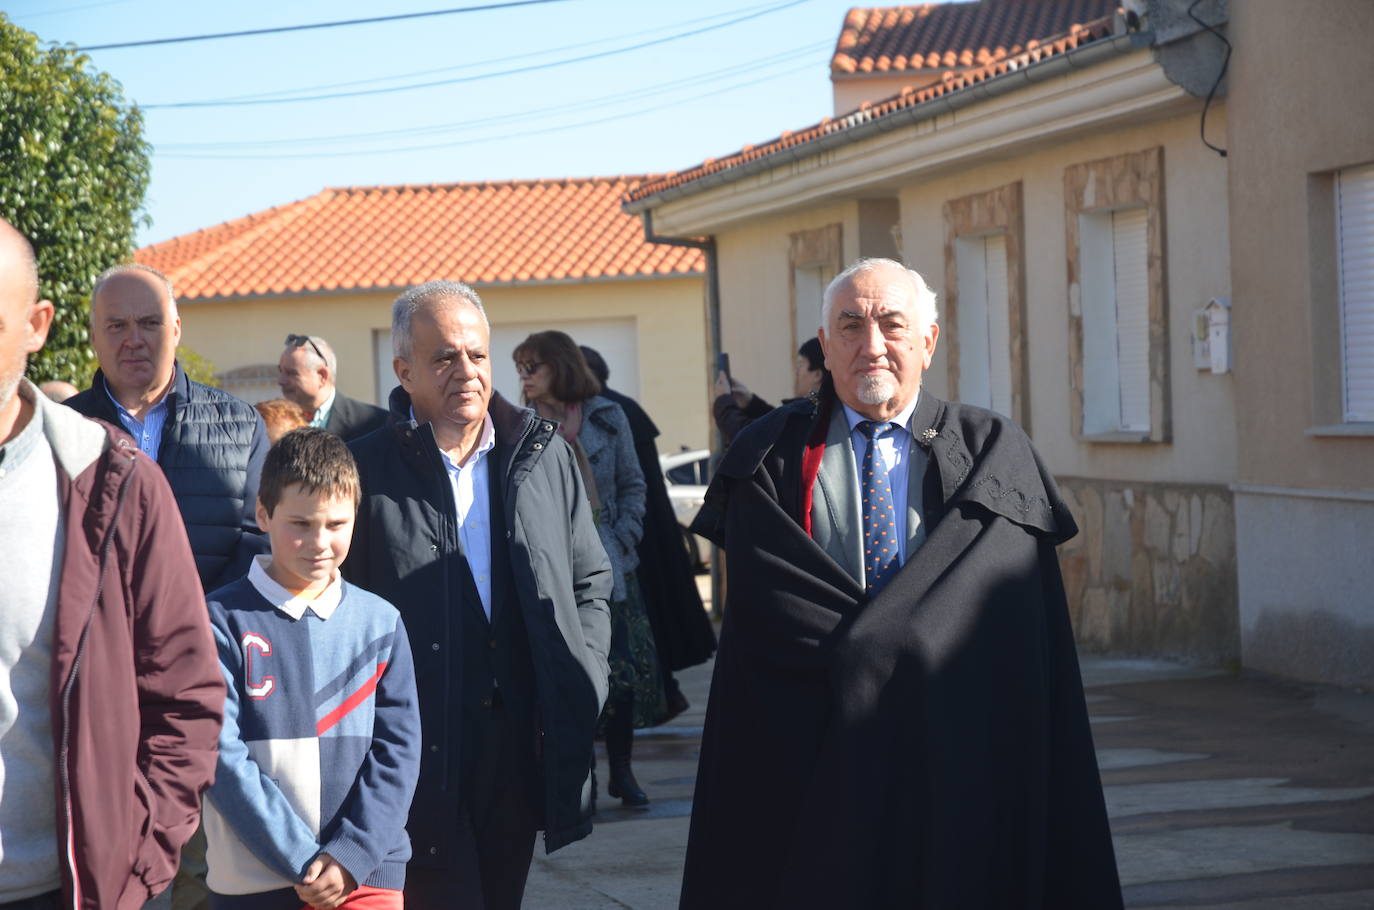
{"left": 856, "top": 373, "right": 895, "bottom": 406}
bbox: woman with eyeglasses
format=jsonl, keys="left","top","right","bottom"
{"left": 512, "top": 331, "right": 666, "bottom": 809}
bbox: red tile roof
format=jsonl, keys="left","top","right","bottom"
{"left": 137, "top": 177, "right": 705, "bottom": 301}
{"left": 832, "top": 0, "right": 1121, "bottom": 75}
{"left": 626, "top": 15, "right": 1117, "bottom": 205}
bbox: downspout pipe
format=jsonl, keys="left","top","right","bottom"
{"left": 641, "top": 210, "right": 720, "bottom": 363}
{"left": 640, "top": 209, "right": 725, "bottom": 619}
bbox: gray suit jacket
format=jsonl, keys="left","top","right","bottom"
{"left": 809, "top": 402, "right": 928, "bottom": 587}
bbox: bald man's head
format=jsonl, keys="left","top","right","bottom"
{"left": 0, "top": 217, "right": 55, "bottom": 437}
{"left": 0, "top": 219, "right": 40, "bottom": 310}
{"left": 89, "top": 263, "right": 182, "bottom": 403}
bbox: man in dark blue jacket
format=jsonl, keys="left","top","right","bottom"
{"left": 67, "top": 264, "right": 268, "bottom": 595}
{"left": 344, "top": 280, "right": 611, "bottom": 910}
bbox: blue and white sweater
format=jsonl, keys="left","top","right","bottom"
{"left": 203, "top": 558, "right": 420, "bottom": 895}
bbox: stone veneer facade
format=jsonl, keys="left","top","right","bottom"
{"left": 1056, "top": 477, "right": 1239, "bottom": 664}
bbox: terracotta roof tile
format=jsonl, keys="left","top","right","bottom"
{"left": 626, "top": 14, "right": 1116, "bottom": 205}
{"left": 831, "top": 0, "right": 1120, "bottom": 75}
{"left": 137, "top": 176, "right": 704, "bottom": 301}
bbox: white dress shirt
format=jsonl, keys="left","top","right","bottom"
{"left": 436, "top": 413, "right": 497, "bottom": 620}
{"left": 247, "top": 555, "right": 343, "bottom": 621}
{"left": 841, "top": 393, "right": 921, "bottom": 565}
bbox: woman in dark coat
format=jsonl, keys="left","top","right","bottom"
{"left": 579, "top": 345, "right": 716, "bottom": 714}
{"left": 514, "top": 331, "right": 666, "bottom": 807}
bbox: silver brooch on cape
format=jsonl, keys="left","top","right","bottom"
{"left": 920, "top": 428, "right": 938, "bottom": 444}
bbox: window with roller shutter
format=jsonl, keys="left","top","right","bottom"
{"left": 1079, "top": 206, "right": 1151, "bottom": 435}
{"left": 1337, "top": 163, "right": 1374, "bottom": 423}
{"left": 955, "top": 231, "right": 1013, "bottom": 418}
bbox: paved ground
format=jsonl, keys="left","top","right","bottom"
{"left": 525, "top": 639, "right": 1374, "bottom": 908}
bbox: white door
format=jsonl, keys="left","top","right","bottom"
{"left": 492, "top": 319, "right": 638, "bottom": 405}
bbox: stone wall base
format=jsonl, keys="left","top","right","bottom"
{"left": 1056, "top": 477, "right": 1240, "bottom": 664}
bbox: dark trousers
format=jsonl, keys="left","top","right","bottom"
{"left": 405, "top": 697, "right": 542, "bottom": 910}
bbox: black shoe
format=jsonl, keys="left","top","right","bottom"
{"left": 607, "top": 757, "right": 650, "bottom": 807}
{"left": 663, "top": 689, "right": 690, "bottom": 722}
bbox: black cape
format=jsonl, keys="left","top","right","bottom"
{"left": 680, "top": 391, "right": 1121, "bottom": 909}
{"left": 601, "top": 386, "right": 717, "bottom": 671}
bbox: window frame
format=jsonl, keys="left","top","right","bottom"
{"left": 788, "top": 223, "right": 844, "bottom": 358}
{"left": 942, "top": 181, "right": 1030, "bottom": 432}
{"left": 1064, "top": 147, "right": 1171, "bottom": 444}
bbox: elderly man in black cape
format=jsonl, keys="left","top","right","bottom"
{"left": 681, "top": 258, "right": 1121, "bottom": 909}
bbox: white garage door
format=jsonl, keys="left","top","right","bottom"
{"left": 492, "top": 318, "right": 638, "bottom": 405}
{"left": 373, "top": 319, "right": 639, "bottom": 409}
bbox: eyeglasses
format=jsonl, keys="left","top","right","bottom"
{"left": 514, "top": 360, "right": 545, "bottom": 377}
{"left": 285, "top": 333, "right": 325, "bottom": 362}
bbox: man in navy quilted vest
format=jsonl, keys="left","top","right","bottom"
{"left": 68, "top": 264, "right": 268, "bottom": 592}
{"left": 66, "top": 263, "right": 269, "bottom": 910}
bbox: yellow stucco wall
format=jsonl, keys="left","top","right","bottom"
{"left": 900, "top": 108, "right": 1234, "bottom": 484}
{"left": 714, "top": 200, "right": 860, "bottom": 406}
{"left": 178, "top": 276, "right": 710, "bottom": 454}
{"left": 692, "top": 108, "right": 1234, "bottom": 485}
{"left": 1225, "top": 0, "right": 1374, "bottom": 492}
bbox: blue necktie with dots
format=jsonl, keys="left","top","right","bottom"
{"left": 857, "top": 420, "right": 899, "bottom": 595}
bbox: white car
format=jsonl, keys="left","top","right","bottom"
{"left": 659, "top": 448, "right": 712, "bottom": 570}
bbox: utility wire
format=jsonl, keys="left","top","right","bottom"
{"left": 141, "top": 0, "right": 811, "bottom": 109}
{"left": 156, "top": 58, "right": 818, "bottom": 160}
{"left": 1187, "top": 0, "right": 1230, "bottom": 158}
{"left": 183, "top": 0, "right": 791, "bottom": 104}
{"left": 77, "top": 0, "right": 566, "bottom": 52}
{"left": 155, "top": 41, "right": 829, "bottom": 150}
{"left": 18, "top": 0, "right": 130, "bottom": 20}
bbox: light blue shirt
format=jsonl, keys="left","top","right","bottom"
{"left": 104, "top": 377, "right": 169, "bottom": 460}
{"left": 842, "top": 393, "right": 921, "bottom": 565}
{"left": 414, "top": 409, "right": 497, "bottom": 620}
{"left": 308, "top": 388, "right": 337, "bottom": 430}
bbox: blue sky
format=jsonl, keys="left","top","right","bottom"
{"left": 6, "top": 0, "right": 941, "bottom": 246}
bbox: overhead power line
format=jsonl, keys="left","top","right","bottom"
{"left": 141, "top": 0, "right": 812, "bottom": 109}
{"left": 175, "top": 0, "right": 793, "bottom": 105}
{"left": 155, "top": 58, "right": 819, "bottom": 160}
{"left": 77, "top": 0, "right": 566, "bottom": 52}
{"left": 155, "top": 40, "right": 830, "bottom": 151}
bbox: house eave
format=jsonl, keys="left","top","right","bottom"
{"left": 174, "top": 270, "right": 704, "bottom": 305}
{"left": 627, "top": 38, "right": 1191, "bottom": 235}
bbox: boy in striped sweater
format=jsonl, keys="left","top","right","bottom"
{"left": 203, "top": 428, "right": 420, "bottom": 909}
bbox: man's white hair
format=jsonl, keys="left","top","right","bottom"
{"left": 819, "top": 258, "right": 939, "bottom": 331}
{"left": 289, "top": 334, "right": 338, "bottom": 376}
{"left": 90, "top": 263, "right": 179, "bottom": 323}
{"left": 392, "top": 280, "right": 488, "bottom": 360}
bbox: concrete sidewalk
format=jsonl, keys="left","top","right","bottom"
{"left": 524, "top": 654, "right": 1374, "bottom": 908}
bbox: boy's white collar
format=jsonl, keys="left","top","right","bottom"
{"left": 248, "top": 555, "right": 343, "bottom": 620}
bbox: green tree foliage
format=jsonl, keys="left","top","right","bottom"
{"left": 177, "top": 346, "right": 221, "bottom": 388}
{"left": 0, "top": 14, "right": 151, "bottom": 386}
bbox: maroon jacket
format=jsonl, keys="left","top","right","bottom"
{"left": 37, "top": 388, "right": 225, "bottom": 909}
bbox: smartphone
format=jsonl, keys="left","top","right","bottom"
{"left": 717, "top": 352, "right": 731, "bottom": 381}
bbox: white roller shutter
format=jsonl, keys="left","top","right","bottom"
{"left": 1338, "top": 163, "right": 1374, "bottom": 422}
{"left": 984, "top": 233, "right": 1013, "bottom": 418}
{"left": 1112, "top": 207, "right": 1150, "bottom": 432}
